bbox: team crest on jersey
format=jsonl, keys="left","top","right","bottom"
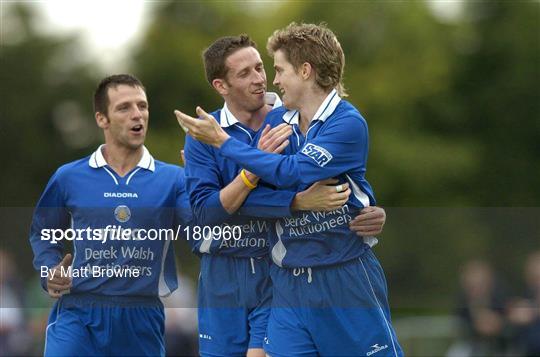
{"left": 114, "top": 205, "right": 131, "bottom": 223}
{"left": 301, "top": 143, "right": 333, "bottom": 167}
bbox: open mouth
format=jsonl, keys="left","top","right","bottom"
{"left": 131, "top": 124, "right": 143, "bottom": 133}
{"left": 252, "top": 88, "right": 265, "bottom": 95}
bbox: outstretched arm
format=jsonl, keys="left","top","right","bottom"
{"left": 175, "top": 106, "right": 371, "bottom": 190}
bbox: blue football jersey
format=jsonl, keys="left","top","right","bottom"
{"left": 30, "top": 146, "right": 191, "bottom": 297}
{"left": 220, "top": 89, "right": 378, "bottom": 267}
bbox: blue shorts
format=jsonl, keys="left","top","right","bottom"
{"left": 44, "top": 293, "right": 165, "bottom": 356}
{"left": 264, "top": 249, "right": 403, "bottom": 357}
{"left": 198, "top": 254, "right": 272, "bottom": 356}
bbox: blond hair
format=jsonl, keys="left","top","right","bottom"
{"left": 267, "top": 22, "right": 347, "bottom": 97}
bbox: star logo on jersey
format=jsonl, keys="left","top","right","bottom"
{"left": 114, "top": 205, "right": 131, "bottom": 223}
{"left": 300, "top": 143, "right": 333, "bottom": 167}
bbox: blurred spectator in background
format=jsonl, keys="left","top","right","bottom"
{"left": 24, "top": 276, "right": 55, "bottom": 355}
{"left": 507, "top": 251, "right": 540, "bottom": 356}
{"left": 163, "top": 273, "right": 199, "bottom": 356}
{"left": 448, "top": 259, "right": 509, "bottom": 357}
{"left": 0, "top": 249, "right": 29, "bottom": 356}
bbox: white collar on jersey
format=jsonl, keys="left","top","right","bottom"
{"left": 219, "top": 92, "right": 282, "bottom": 128}
{"left": 282, "top": 88, "right": 341, "bottom": 125}
{"left": 88, "top": 144, "right": 155, "bottom": 172}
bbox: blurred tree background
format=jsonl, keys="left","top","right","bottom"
{"left": 1, "top": 0, "right": 539, "bottom": 329}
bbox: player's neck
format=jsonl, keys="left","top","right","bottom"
{"left": 298, "top": 87, "right": 331, "bottom": 134}
{"left": 101, "top": 144, "right": 143, "bottom": 177}
{"left": 228, "top": 102, "right": 271, "bottom": 131}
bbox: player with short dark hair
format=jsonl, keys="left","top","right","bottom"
{"left": 93, "top": 74, "right": 146, "bottom": 115}
{"left": 30, "top": 74, "right": 191, "bottom": 356}
{"left": 202, "top": 34, "right": 257, "bottom": 85}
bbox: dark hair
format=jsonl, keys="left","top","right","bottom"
{"left": 93, "top": 74, "right": 145, "bottom": 115}
{"left": 202, "top": 35, "right": 256, "bottom": 85}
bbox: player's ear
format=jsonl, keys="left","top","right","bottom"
{"left": 300, "top": 62, "right": 312, "bottom": 80}
{"left": 212, "top": 78, "right": 228, "bottom": 96}
{"left": 96, "top": 112, "right": 110, "bottom": 129}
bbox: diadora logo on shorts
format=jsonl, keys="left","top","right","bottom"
{"left": 301, "top": 143, "right": 333, "bottom": 167}
{"left": 264, "top": 337, "right": 270, "bottom": 345}
{"left": 104, "top": 192, "right": 138, "bottom": 198}
{"left": 366, "top": 343, "right": 388, "bottom": 356}
{"left": 199, "top": 333, "right": 212, "bottom": 341}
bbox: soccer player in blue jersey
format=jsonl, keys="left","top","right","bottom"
{"left": 181, "top": 35, "right": 389, "bottom": 356}
{"left": 30, "top": 74, "right": 191, "bottom": 356}
{"left": 176, "top": 23, "right": 403, "bottom": 356}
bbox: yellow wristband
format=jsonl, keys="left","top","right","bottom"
{"left": 240, "top": 169, "right": 257, "bottom": 189}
